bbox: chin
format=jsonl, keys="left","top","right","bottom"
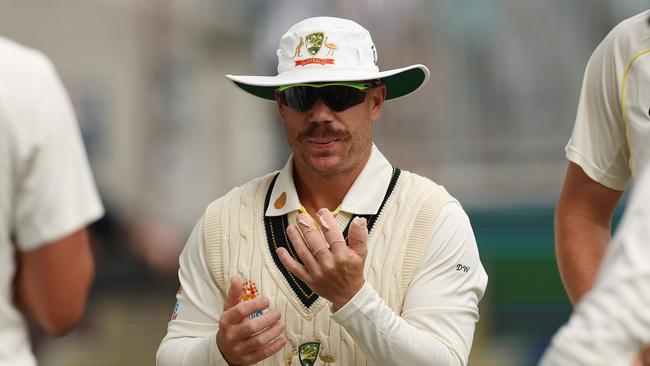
{"left": 307, "top": 156, "right": 344, "bottom": 175}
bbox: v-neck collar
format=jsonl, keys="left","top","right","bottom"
{"left": 265, "top": 143, "right": 393, "bottom": 217}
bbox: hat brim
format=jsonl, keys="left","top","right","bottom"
{"left": 226, "top": 64, "right": 429, "bottom": 101}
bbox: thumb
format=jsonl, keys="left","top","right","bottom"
{"left": 223, "top": 276, "right": 242, "bottom": 311}
{"left": 348, "top": 217, "right": 368, "bottom": 256}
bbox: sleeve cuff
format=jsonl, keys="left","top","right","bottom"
{"left": 331, "top": 281, "right": 376, "bottom": 323}
{"left": 206, "top": 331, "right": 228, "bottom": 365}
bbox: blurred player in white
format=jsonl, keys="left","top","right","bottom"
{"left": 0, "top": 36, "right": 104, "bottom": 365}
{"left": 553, "top": 9, "right": 650, "bottom": 365}
{"left": 541, "top": 159, "right": 650, "bottom": 365}
{"left": 556, "top": 8, "right": 650, "bottom": 305}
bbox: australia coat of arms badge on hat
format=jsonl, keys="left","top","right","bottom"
{"left": 292, "top": 32, "right": 337, "bottom": 67}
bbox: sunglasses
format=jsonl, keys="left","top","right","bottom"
{"left": 277, "top": 81, "right": 380, "bottom": 112}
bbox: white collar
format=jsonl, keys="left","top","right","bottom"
{"left": 265, "top": 143, "right": 393, "bottom": 217}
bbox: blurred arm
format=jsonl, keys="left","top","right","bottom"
{"left": 542, "top": 169, "right": 650, "bottom": 365}
{"left": 14, "top": 228, "right": 94, "bottom": 336}
{"left": 156, "top": 217, "right": 229, "bottom": 366}
{"left": 555, "top": 162, "right": 622, "bottom": 305}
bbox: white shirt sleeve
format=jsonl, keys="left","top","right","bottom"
{"left": 332, "top": 202, "right": 488, "bottom": 366}
{"left": 540, "top": 170, "right": 650, "bottom": 366}
{"left": 156, "top": 216, "right": 228, "bottom": 366}
{"left": 565, "top": 25, "right": 630, "bottom": 190}
{"left": 10, "top": 52, "right": 103, "bottom": 250}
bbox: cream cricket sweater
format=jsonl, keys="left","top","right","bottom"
{"left": 157, "top": 146, "right": 487, "bottom": 366}
{"left": 202, "top": 169, "right": 456, "bottom": 365}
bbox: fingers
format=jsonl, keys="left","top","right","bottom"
{"left": 238, "top": 315, "right": 286, "bottom": 350}
{"left": 234, "top": 310, "right": 282, "bottom": 340}
{"left": 221, "top": 296, "right": 270, "bottom": 324}
{"left": 276, "top": 247, "right": 313, "bottom": 283}
{"left": 217, "top": 304, "right": 287, "bottom": 365}
{"left": 286, "top": 224, "right": 319, "bottom": 269}
{"left": 240, "top": 335, "right": 287, "bottom": 365}
{"left": 296, "top": 213, "right": 329, "bottom": 255}
{"left": 224, "top": 276, "right": 243, "bottom": 311}
{"left": 317, "top": 208, "right": 347, "bottom": 253}
{"left": 347, "top": 217, "right": 368, "bottom": 256}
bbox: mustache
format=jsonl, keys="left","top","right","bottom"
{"left": 299, "top": 124, "right": 349, "bottom": 140}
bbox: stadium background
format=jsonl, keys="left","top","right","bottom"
{"left": 0, "top": 1, "right": 643, "bottom": 364}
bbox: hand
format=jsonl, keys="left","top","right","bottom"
{"left": 276, "top": 209, "right": 368, "bottom": 312}
{"left": 216, "top": 277, "right": 286, "bottom": 366}
{"left": 633, "top": 345, "right": 650, "bottom": 366}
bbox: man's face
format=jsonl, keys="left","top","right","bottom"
{"left": 276, "top": 84, "right": 386, "bottom": 177}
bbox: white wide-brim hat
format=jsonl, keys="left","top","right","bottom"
{"left": 226, "top": 16, "right": 429, "bottom": 101}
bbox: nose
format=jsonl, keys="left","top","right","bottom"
{"left": 308, "top": 97, "right": 335, "bottom": 123}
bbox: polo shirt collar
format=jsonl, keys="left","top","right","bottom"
{"left": 265, "top": 144, "right": 393, "bottom": 217}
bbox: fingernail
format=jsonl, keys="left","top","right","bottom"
{"left": 297, "top": 215, "right": 312, "bottom": 227}
{"left": 318, "top": 208, "right": 330, "bottom": 216}
{"left": 356, "top": 217, "right": 367, "bottom": 227}
{"left": 318, "top": 214, "right": 330, "bottom": 230}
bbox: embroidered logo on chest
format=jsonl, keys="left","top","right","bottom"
{"left": 298, "top": 342, "right": 320, "bottom": 366}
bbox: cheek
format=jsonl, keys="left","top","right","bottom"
{"left": 354, "top": 111, "right": 373, "bottom": 138}
{"left": 282, "top": 124, "right": 301, "bottom": 146}
{"left": 281, "top": 111, "right": 307, "bottom": 137}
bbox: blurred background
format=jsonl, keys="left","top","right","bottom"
{"left": 1, "top": 0, "right": 646, "bottom": 365}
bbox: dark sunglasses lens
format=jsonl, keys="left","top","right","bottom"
{"left": 281, "top": 86, "right": 317, "bottom": 112}
{"left": 320, "top": 85, "right": 367, "bottom": 111}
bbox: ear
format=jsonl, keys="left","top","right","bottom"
{"left": 275, "top": 89, "right": 286, "bottom": 121}
{"left": 368, "top": 84, "right": 386, "bottom": 121}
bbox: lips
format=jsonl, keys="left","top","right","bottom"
{"left": 300, "top": 126, "right": 347, "bottom": 150}
{"left": 305, "top": 137, "right": 342, "bottom": 154}
{"left": 308, "top": 137, "right": 340, "bottom": 145}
